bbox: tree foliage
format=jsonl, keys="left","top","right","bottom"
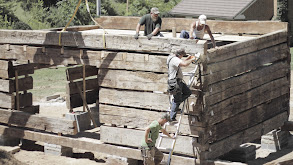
{"left": 0, "top": 0, "right": 180, "bottom": 30}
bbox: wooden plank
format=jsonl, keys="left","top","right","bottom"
{"left": 0, "top": 29, "right": 207, "bottom": 55}
{"left": 203, "top": 45, "right": 288, "bottom": 85}
{"left": 96, "top": 16, "right": 287, "bottom": 34}
{"left": 281, "top": 121, "right": 293, "bottom": 131}
{"left": 66, "top": 65, "right": 97, "bottom": 81}
{"left": 66, "top": 89, "right": 98, "bottom": 109}
{"left": 205, "top": 61, "right": 288, "bottom": 100}
{"left": 0, "top": 109, "right": 77, "bottom": 135}
{"left": 99, "top": 104, "right": 203, "bottom": 135}
{"left": 0, "top": 76, "right": 33, "bottom": 93}
{"left": 205, "top": 62, "right": 289, "bottom": 105}
{"left": 0, "top": 124, "right": 199, "bottom": 165}
{"left": 204, "top": 29, "right": 288, "bottom": 64}
{"left": 0, "top": 63, "right": 34, "bottom": 79}
{"left": 66, "top": 78, "right": 98, "bottom": 95}
{"left": 0, "top": 92, "right": 32, "bottom": 109}
{"left": 204, "top": 112, "right": 288, "bottom": 160}
{"left": 99, "top": 69, "right": 168, "bottom": 92}
{"left": 100, "top": 125, "right": 198, "bottom": 157}
{"left": 207, "top": 78, "right": 289, "bottom": 125}
{"left": 209, "top": 94, "right": 289, "bottom": 142}
{"left": 49, "top": 25, "right": 101, "bottom": 32}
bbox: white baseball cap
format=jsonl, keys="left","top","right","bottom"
{"left": 198, "top": 15, "right": 207, "bottom": 24}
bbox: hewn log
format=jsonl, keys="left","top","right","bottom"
{"left": 0, "top": 92, "right": 32, "bottom": 109}
{"left": 208, "top": 77, "right": 289, "bottom": 125}
{"left": 209, "top": 94, "right": 289, "bottom": 142}
{"left": 95, "top": 16, "right": 287, "bottom": 34}
{"left": 0, "top": 109, "right": 77, "bottom": 135}
{"left": 100, "top": 125, "right": 198, "bottom": 157}
{"left": 66, "top": 89, "right": 98, "bottom": 109}
{"left": 0, "top": 124, "right": 199, "bottom": 164}
{"left": 66, "top": 65, "right": 98, "bottom": 81}
{"left": 0, "top": 76, "right": 33, "bottom": 93}
{"left": 66, "top": 78, "right": 98, "bottom": 95}
{"left": 99, "top": 104, "right": 203, "bottom": 135}
{"left": 203, "top": 45, "right": 288, "bottom": 85}
{"left": 204, "top": 112, "right": 288, "bottom": 159}
{"left": 0, "top": 29, "right": 206, "bottom": 54}
{"left": 204, "top": 61, "right": 288, "bottom": 104}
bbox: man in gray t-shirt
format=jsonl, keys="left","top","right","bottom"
{"left": 167, "top": 48, "right": 195, "bottom": 121}
{"left": 134, "top": 7, "right": 162, "bottom": 40}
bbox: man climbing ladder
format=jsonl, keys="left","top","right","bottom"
{"left": 167, "top": 48, "right": 196, "bottom": 121}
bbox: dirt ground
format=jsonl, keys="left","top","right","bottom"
{"left": 0, "top": 72, "right": 293, "bottom": 165}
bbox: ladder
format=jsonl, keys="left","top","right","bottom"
{"left": 157, "top": 53, "right": 201, "bottom": 165}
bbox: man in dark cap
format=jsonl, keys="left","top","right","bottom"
{"left": 134, "top": 7, "right": 163, "bottom": 40}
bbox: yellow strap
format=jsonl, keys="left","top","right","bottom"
{"left": 59, "top": 0, "right": 83, "bottom": 46}
{"left": 85, "top": 0, "right": 107, "bottom": 48}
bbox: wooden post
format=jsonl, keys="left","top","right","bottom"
{"left": 15, "top": 70, "right": 20, "bottom": 111}
{"left": 172, "top": 27, "right": 177, "bottom": 38}
{"left": 83, "top": 64, "right": 86, "bottom": 112}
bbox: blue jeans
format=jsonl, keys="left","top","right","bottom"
{"left": 170, "top": 80, "right": 191, "bottom": 120}
{"left": 180, "top": 30, "right": 189, "bottom": 39}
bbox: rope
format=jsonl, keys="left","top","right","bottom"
{"left": 59, "top": 0, "right": 107, "bottom": 48}
{"left": 59, "top": 0, "right": 82, "bottom": 46}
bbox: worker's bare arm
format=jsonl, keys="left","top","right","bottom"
{"left": 161, "top": 129, "right": 174, "bottom": 139}
{"left": 144, "top": 127, "right": 152, "bottom": 143}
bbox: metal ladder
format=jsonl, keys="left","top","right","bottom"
{"left": 157, "top": 53, "right": 201, "bottom": 165}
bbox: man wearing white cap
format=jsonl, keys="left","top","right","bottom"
{"left": 134, "top": 7, "right": 163, "bottom": 40}
{"left": 180, "top": 14, "right": 216, "bottom": 48}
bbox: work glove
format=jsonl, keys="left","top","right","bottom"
{"left": 147, "top": 33, "right": 153, "bottom": 40}
{"left": 134, "top": 33, "right": 139, "bottom": 39}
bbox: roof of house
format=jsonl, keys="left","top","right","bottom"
{"left": 169, "top": 0, "right": 257, "bottom": 19}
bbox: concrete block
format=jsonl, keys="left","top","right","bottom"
{"left": 44, "top": 143, "right": 73, "bottom": 157}
{"left": 0, "top": 135, "right": 20, "bottom": 146}
{"left": 65, "top": 111, "right": 91, "bottom": 132}
{"left": 261, "top": 129, "right": 289, "bottom": 151}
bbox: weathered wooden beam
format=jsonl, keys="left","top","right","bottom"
{"left": 0, "top": 109, "right": 77, "bottom": 135}
{"left": 203, "top": 45, "right": 288, "bottom": 85}
{"left": 0, "top": 29, "right": 207, "bottom": 55}
{"left": 0, "top": 62, "right": 34, "bottom": 79}
{"left": 0, "top": 124, "right": 199, "bottom": 165}
{"left": 0, "top": 76, "right": 33, "bottom": 93}
{"left": 208, "top": 94, "right": 289, "bottom": 142}
{"left": 66, "top": 65, "right": 97, "bottom": 81}
{"left": 95, "top": 16, "right": 287, "bottom": 34}
{"left": 49, "top": 25, "right": 101, "bottom": 32}
{"left": 66, "top": 78, "right": 98, "bottom": 95}
{"left": 208, "top": 78, "right": 289, "bottom": 125}
{"left": 99, "top": 104, "right": 203, "bottom": 135}
{"left": 100, "top": 125, "right": 198, "bottom": 157}
{"left": 0, "top": 45, "right": 196, "bottom": 73}
{"left": 203, "top": 112, "right": 288, "bottom": 160}
{"left": 204, "top": 29, "right": 288, "bottom": 65}
{"left": 0, "top": 92, "right": 32, "bottom": 109}
{"left": 20, "top": 105, "right": 39, "bottom": 114}
{"left": 66, "top": 89, "right": 98, "bottom": 109}
{"left": 204, "top": 61, "right": 288, "bottom": 103}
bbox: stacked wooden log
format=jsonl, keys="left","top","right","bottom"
{"left": 0, "top": 59, "right": 38, "bottom": 113}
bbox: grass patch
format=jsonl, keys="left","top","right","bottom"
{"left": 29, "top": 66, "right": 68, "bottom": 100}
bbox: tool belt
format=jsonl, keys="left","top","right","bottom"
{"left": 139, "top": 146, "right": 153, "bottom": 158}
{"left": 167, "top": 78, "right": 181, "bottom": 95}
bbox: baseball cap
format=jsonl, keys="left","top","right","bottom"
{"left": 161, "top": 113, "right": 172, "bottom": 122}
{"left": 199, "top": 15, "right": 207, "bottom": 24}
{"left": 151, "top": 7, "right": 160, "bottom": 14}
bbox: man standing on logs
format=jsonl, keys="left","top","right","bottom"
{"left": 140, "top": 113, "right": 174, "bottom": 165}
{"left": 134, "top": 7, "right": 163, "bottom": 40}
